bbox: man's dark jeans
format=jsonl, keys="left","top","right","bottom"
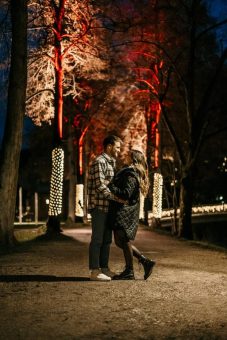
{"left": 89, "top": 208, "right": 112, "bottom": 270}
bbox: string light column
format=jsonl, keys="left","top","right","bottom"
{"left": 152, "top": 172, "right": 163, "bottom": 219}
{"left": 48, "top": 147, "right": 64, "bottom": 217}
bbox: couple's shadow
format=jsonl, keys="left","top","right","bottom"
{"left": 0, "top": 275, "right": 90, "bottom": 282}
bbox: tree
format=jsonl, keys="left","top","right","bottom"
{"left": 26, "top": 0, "right": 107, "bottom": 232}
{"left": 92, "top": 0, "right": 227, "bottom": 238}
{"left": 150, "top": 0, "right": 227, "bottom": 238}
{"left": 95, "top": 0, "right": 169, "bottom": 223}
{"left": 0, "top": 0, "right": 27, "bottom": 245}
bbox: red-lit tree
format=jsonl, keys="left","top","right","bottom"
{"left": 132, "top": 1, "right": 227, "bottom": 238}
{"left": 26, "top": 0, "right": 107, "bottom": 231}
{"left": 99, "top": 0, "right": 168, "bottom": 223}
{"left": 63, "top": 90, "right": 93, "bottom": 223}
{"left": 94, "top": 0, "right": 227, "bottom": 238}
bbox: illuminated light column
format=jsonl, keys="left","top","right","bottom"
{"left": 48, "top": 147, "right": 64, "bottom": 216}
{"left": 139, "top": 192, "right": 145, "bottom": 219}
{"left": 152, "top": 172, "right": 163, "bottom": 218}
{"left": 75, "top": 184, "right": 84, "bottom": 217}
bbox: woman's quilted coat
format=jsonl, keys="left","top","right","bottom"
{"left": 108, "top": 167, "right": 140, "bottom": 240}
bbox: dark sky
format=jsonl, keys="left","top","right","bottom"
{"left": 208, "top": 0, "right": 227, "bottom": 49}
{"left": 208, "top": 0, "right": 227, "bottom": 18}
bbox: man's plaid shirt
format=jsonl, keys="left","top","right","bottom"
{"left": 88, "top": 153, "right": 115, "bottom": 213}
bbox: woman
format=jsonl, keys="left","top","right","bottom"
{"left": 108, "top": 149, "right": 156, "bottom": 280}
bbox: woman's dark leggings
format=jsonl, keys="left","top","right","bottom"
{"left": 114, "top": 229, "right": 142, "bottom": 270}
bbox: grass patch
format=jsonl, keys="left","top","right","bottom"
{"left": 14, "top": 224, "right": 47, "bottom": 242}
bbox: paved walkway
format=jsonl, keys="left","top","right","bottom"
{"left": 0, "top": 224, "right": 227, "bottom": 339}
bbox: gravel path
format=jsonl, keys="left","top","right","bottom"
{"left": 0, "top": 225, "right": 227, "bottom": 339}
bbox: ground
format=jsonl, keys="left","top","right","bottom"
{"left": 0, "top": 224, "right": 227, "bottom": 339}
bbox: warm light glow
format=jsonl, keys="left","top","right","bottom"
{"left": 48, "top": 147, "right": 64, "bottom": 216}
{"left": 152, "top": 173, "right": 163, "bottom": 218}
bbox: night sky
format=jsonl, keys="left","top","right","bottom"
{"left": 208, "top": 0, "right": 227, "bottom": 39}
{"left": 208, "top": 0, "right": 227, "bottom": 17}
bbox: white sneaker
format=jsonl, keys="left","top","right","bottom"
{"left": 90, "top": 269, "right": 111, "bottom": 281}
{"left": 101, "top": 268, "right": 116, "bottom": 278}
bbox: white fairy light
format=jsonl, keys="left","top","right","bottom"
{"left": 152, "top": 173, "right": 163, "bottom": 219}
{"left": 48, "top": 147, "right": 64, "bottom": 216}
{"left": 161, "top": 204, "right": 227, "bottom": 218}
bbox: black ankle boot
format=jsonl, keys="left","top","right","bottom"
{"left": 139, "top": 255, "right": 156, "bottom": 280}
{"left": 113, "top": 268, "right": 135, "bottom": 280}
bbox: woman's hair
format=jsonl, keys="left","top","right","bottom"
{"left": 130, "top": 149, "right": 149, "bottom": 196}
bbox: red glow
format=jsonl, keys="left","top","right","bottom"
{"left": 125, "top": 49, "right": 164, "bottom": 169}
{"left": 79, "top": 126, "right": 89, "bottom": 175}
{"left": 130, "top": 51, "right": 154, "bottom": 59}
{"left": 58, "top": 64, "right": 63, "bottom": 139}
{"left": 154, "top": 102, "right": 161, "bottom": 169}
{"left": 133, "top": 89, "right": 150, "bottom": 96}
{"left": 137, "top": 79, "right": 158, "bottom": 95}
{"left": 154, "top": 131, "right": 160, "bottom": 168}
{"left": 53, "top": 0, "right": 66, "bottom": 140}
{"left": 134, "top": 67, "right": 159, "bottom": 84}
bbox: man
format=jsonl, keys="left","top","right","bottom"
{"left": 88, "top": 135, "right": 122, "bottom": 281}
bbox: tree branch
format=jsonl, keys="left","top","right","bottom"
{"left": 26, "top": 88, "right": 54, "bottom": 103}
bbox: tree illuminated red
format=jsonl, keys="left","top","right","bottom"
{"left": 26, "top": 0, "right": 106, "bottom": 141}
{"left": 53, "top": 0, "right": 65, "bottom": 140}
{"left": 129, "top": 49, "right": 164, "bottom": 170}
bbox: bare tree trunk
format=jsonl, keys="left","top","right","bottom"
{"left": 83, "top": 138, "right": 89, "bottom": 223}
{"left": 0, "top": 0, "right": 27, "bottom": 246}
{"left": 46, "top": 0, "right": 65, "bottom": 233}
{"left": 66, "top": 125, "right": 76, "bottom": 224}
{"left": 178, "top": 169, "right": 194, "bottom": 240}
{"left": 171, "top": 163, "right": 178, "bottom": 235}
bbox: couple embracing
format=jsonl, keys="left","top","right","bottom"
{"left": 88, "top": 135, "right": 156, "bottom": 281}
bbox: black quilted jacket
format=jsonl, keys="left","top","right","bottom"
{"left": 108, "top": 166, "right": 140, "bottom": 240}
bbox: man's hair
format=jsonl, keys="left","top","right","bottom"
{"left": 103, "top": 135, "right": 122, "bottom": 149}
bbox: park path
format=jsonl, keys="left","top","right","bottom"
{"left": 0, "top": 224, "right": 227, "bottom": 339}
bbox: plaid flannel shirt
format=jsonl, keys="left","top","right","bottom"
{"left": 87, "top": 153, "right": 116, "bottom": 213}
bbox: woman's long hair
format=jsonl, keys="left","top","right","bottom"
{"left": 130, "top": 149, "right": 149, "bottom": 196}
